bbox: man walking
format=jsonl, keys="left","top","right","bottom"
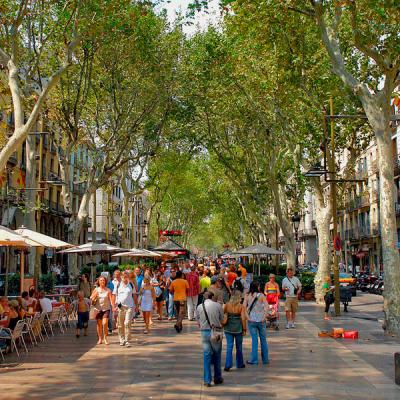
{"left": 186, "top": 265, "right": 200, "bottom": 320}
{"left": 282, "top": 268, "right": 302, "bottom": 329}
{"left": 169, "top": 270, "right": 189, "bottom": 332}
{"left": 112, "top": 271, "right": 135, "bottom": 347}
{"left": 196, "top": 291, "right": 224, "bottom": 387}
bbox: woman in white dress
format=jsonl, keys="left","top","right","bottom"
{"left": 139, "top": 277, "right": 156, "bottom": 334}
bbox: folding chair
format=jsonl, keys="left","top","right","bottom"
{"left": 45, "top": 307, "right": 64, "bottom": 335}
{"left": 39, "top": 312, "right": 49, "bottom": 339}
{"left": 0, "top": 320, "right": 28, "bottom": 357}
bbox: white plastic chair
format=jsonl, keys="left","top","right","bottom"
{"left": 45, "top": 307, "right": 64, "bottom": 335}
{"left": 0, "top": 320, "right": 28, "bottom": 357}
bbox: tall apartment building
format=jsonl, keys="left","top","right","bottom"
{"left": 88, "top": 183, "right": 148, "bottom": 249}
{"left": 0, "top": 109, "right": 90, "bottom": 275}
{"left": 297, "top": 104, "right": 400, "bottom": 273}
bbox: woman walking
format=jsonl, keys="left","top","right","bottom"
{"left": 139, "top": 277, "right": 156, "bottom": 334}
{"left": 154, "top": 271, "right": 166, "bottom": 320}
{"left": 223, "top": 290, "right": 246, "bottom": 371}
{"left": 90, "top": 276, "right": 112, "bottom": 345}
{"left": 244, "top": 282, "right": 269, "bottom": 365}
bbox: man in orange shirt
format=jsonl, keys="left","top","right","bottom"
{"left": 238, "top": 263, "right": 247, "bottom": 279}
{"left": 226, "top": 265, "right": 238, "bottom": 288}
{"left": 169, "top": 270, "right": 189, "bottom": 333}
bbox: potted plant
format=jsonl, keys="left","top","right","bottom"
{"left": 300, "top": 273, "right": 315, "bottom": 300}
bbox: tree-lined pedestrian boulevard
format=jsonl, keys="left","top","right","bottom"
{"left": 1, "top": 293, "right": 398, "bottom": 400}
{"left": 1, "top": 1, "right": 400, "bottom": 399}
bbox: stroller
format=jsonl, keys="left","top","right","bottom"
{"left": 266, "top": 293, "right": 280, "bottom": 330}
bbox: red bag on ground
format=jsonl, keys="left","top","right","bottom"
{"left": 343, "top": 330, "right": 359, "bottom": 339}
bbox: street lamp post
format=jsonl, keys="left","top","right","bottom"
{"left": 292, "top": 213, "right": 301, "bottom": 270}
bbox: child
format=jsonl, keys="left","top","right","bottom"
{"left": 72, "top": 291, "right": 90, "bottom": 338}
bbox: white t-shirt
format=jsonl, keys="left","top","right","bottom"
{"left": 113, "top": 282, "right": 134, "bottom": 308}
{"left": 282, "top": 276, "right": 302, "bottom": 298}
{"left": 40, "top": 297, "right": 53, "bottom": 313}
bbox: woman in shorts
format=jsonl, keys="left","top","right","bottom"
{"left": 90, "top": 276, "right": 112, "bottom": 345}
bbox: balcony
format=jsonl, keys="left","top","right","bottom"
{"left": 371, "top": 224, "right": 380, "bottom": 236}
{"left": 359, "top": 226, "right": 371, "bottom": 239}
{"left": 360, "top": 193, "right": 370, "bottom": 208}
{"left": 345, "top": 228, "right": 359, "bottom": 241}
{"left": 72, "top": 183, "right": 87, "bottom": 196}
{"left": 356, "top": 167, "right": 368, "bottom": 180}
{"left": 42, "top": 199, "right": 70, "bottom": 217}
{"left": 298, "top": 229, "right": 316, "bottom": 239}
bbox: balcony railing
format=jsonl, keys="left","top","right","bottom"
{"left": 298, "top": 229, "right": 316, "bottom": 239}
{"left": 356, "top": 168, "right": 368, "bottom": 180}
{"left": 72, "top": 183, "right": 87, "bottom": 196}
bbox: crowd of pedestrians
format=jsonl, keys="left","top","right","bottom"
{"left": 76, "top": 258, "right": 302, "bottom": 388}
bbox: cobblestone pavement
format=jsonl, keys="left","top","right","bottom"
{"left": 1, "top": 292, "right": 399, "bottom": 400}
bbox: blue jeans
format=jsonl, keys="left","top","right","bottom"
{"left": 201, "top": 329, "right": 222, "bottom": 384}
{"left": 167, "top": 292, "right": 176, "bottom": 318}
{"left": 248, "top": 321, "right": 269, "bottom": 364}
{"left": 225, "top": 332, "right": 244, "bottom": 369}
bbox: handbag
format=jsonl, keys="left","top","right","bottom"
{"left": 202, "top": 302, "right": 223, "bottom": 346}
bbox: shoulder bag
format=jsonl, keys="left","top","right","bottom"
{"left": 247, "top": 293, "right": 260, "bottom": 317}
{"left": 202, "top": 301, "right": 223, "bottom": 346}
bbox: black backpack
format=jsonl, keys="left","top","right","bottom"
{"left": 233, "top": 277, "right": 244, "bottom": 292}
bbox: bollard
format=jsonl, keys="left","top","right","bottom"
{"left": 395, "top": 352, "right": 400, "bottom": 385}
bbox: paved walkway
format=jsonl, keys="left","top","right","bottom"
{"left": 1, "top": 293, "right": 400, "bottom": 400}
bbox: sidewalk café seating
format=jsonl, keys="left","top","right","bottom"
{"left": 45, "top": 307, "right": 65, "bottom": 335}
{"left": 24, "top": 312, "right": 43, "bottom": 345}
{"left": 0, "top": 320, "right": 28, "bottom": 357}
{"left": 0, "top": 337, "right": 7, "bottom": 361}
{"left": 39, "top": 312, "right": 50, "bottom": 339}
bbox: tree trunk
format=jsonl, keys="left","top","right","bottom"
{"left": 58, "top": 144, "right": 73, "bottom": 214}
{"left": 271, "top": 184, "right": 296, "bottom": 270}
{"left": 24, "top": 132, "right": 37, "bottom": 275}
{"left": 375, "top": 124, "right": 400, "bottom": 334}
{"left": 360, "top": 91, "right": 400, "bottom": 334}
{"left": 312, "top": 181, "right": 332, "bottom": 304}
{"left": 120, "top": 171, "right": 130, "bottom": 249}
{"left": 69, "top": 189, "right": 93, "bottom": 277}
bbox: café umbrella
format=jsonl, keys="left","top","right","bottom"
{"left": 58, "top": 243, "right": 128, "bottom": 282}
{"left": 0, "top": 226, "right": 43, "bottom": 293}
{"left": 14, "top": 226, "right": 72, "bottom": 249}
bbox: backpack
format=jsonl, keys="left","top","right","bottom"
{"left": 233, "top": 277, "right": 244, "bottom": 292}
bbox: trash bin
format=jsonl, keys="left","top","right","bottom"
{"left": 340, "top": 286, "right": 352, "bottom": 312}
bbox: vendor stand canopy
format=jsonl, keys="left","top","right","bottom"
{"left": 232, "top": 243, "right": 284, "bottom": 276}
{"left": 233, "top": 243, "right": 284, "bottom": 256}
{"left": 152, "top": 239, "right": 188, "bottom": 257}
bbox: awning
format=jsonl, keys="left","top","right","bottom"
{"left": 14, "top": 226, "right": 72, "bottom": 248}
{"left": 1, "top": 207, "right": 17, "bottom": 226}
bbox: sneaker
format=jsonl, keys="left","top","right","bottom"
{"left": 119, "top": 342, "right": 125, "bottom": 346}
{"left": 204, "top": 383, "right": 212, "bottom": 388}
{"left": 290, "top": 322, "right": 296, "bottom": 329}
{"left": 214, "top": 378, "right": 224, "bottom": 385}
{"left": 125, "top": 341, "right": 131, "bottom": 348}
{"left": 285, "top": 323, "right": 291, "bottom": 329}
